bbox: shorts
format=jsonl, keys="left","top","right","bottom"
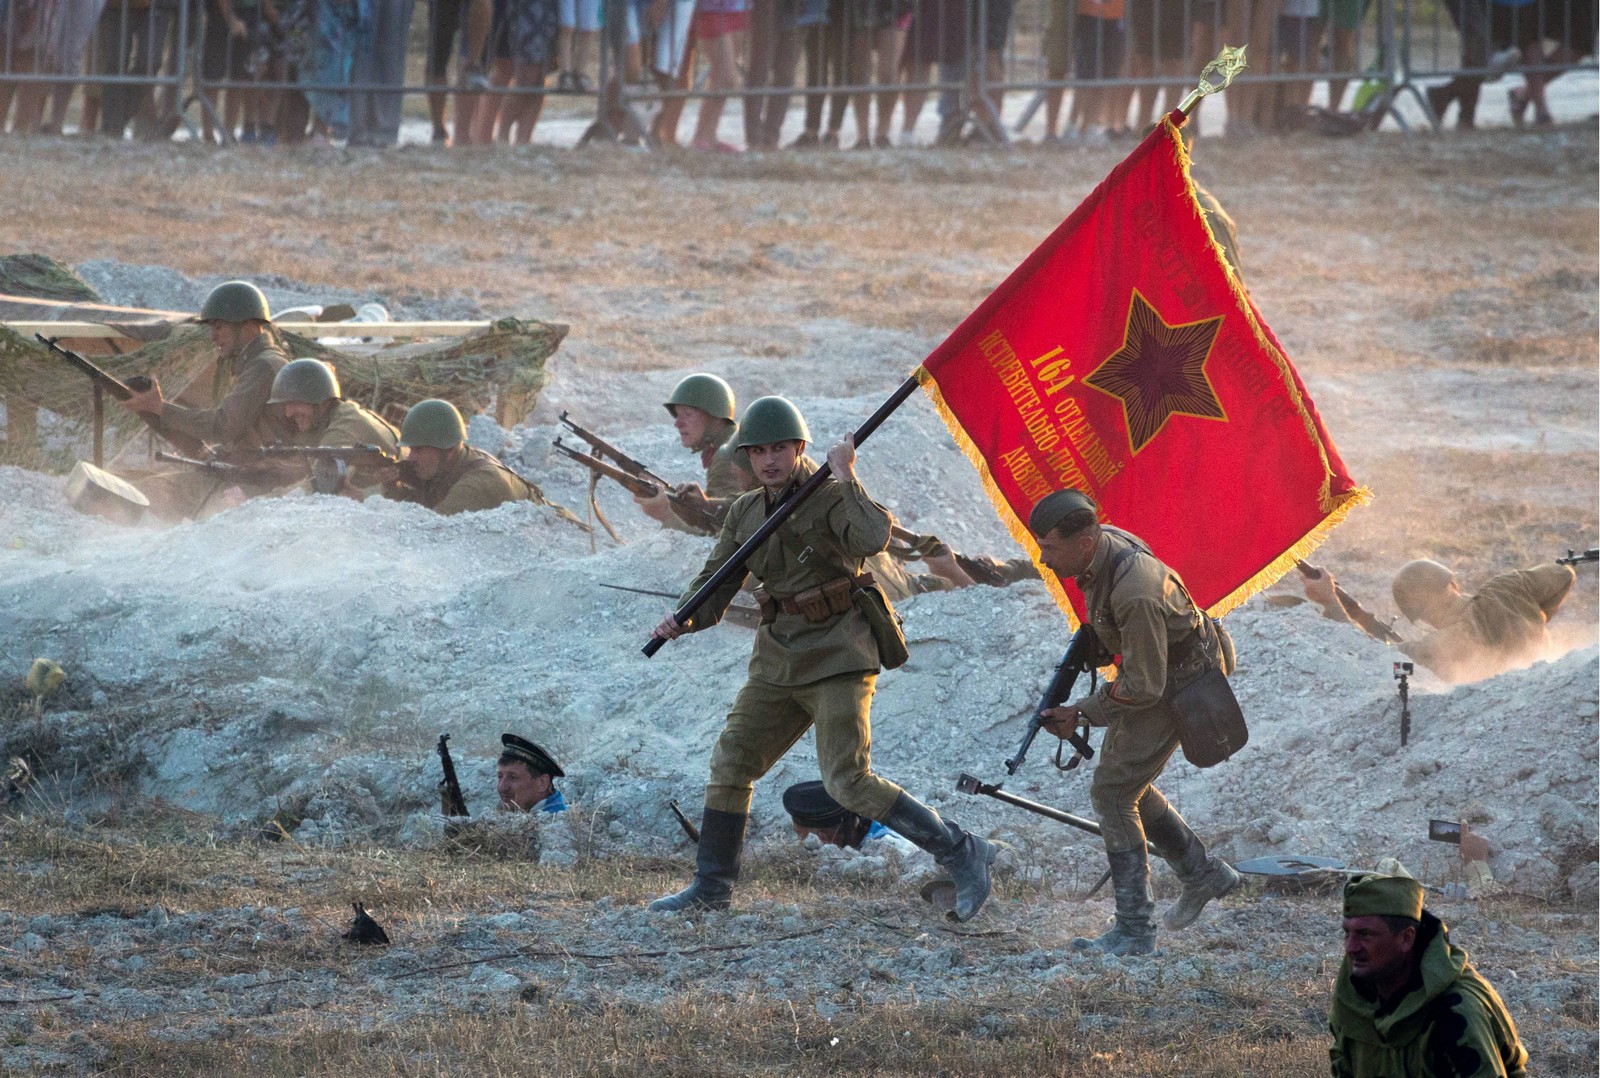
{"left": 1073, "top": 12, "right": 1125, "bottom": 77}
{"left": 906, "top": 0, "right": 969, "bottom": 65}
{"left": 972, "top": 0, "right": 1013, "bottom": 50}
{"left": 506, "top": 0, "right": 559, "bottom": 63}
{"left": 1328, "top": 0, "right": 1365, "bottom": 31}
{"left": 692, "top": 8, "right": 748, "bottom": 36}
{"left": 1275, "top": 12, "right": 1325, "bottom": 62}
{"left": 1128, "top": 0, "right": 1190, "bottom": 59}
{"left": 1499, "top": 0, "right": 1598, "bottom": 48}
{"left": 1045, "top": 0, "right": 1073, "bottom": 73}
{"left": 202, "top": 3, "right": 273, "bottom": 80}
{"left": 559, "top": 0, "right": 602, "bottom": 30}
{"left": 850, "top": 0, "right": 911, "bottom": 30}
{"left": 611, "top": 0, "right": 697, "bottom": 75}
{"left": 426, "top": 0, "right": 488, "bottom": 79}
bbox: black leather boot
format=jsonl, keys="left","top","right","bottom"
{"left": 648, "top": 808, "right": 746, "bottom": 912}
{"left": 1072, "top": 848, "right": 1156, "bottom": 956}
{"left": 880, "top": 793, "right": 996, "bottom": 922}
{"left": 1145, "top": 807, "right": 1239, "bottom": 931}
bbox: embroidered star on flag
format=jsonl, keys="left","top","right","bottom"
{"left": 914, "top": 111, "right": 1368, "bottom": 622}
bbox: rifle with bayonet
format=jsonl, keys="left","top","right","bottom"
{"left": 1557, "top": 548, "right": 1598, "bottom": 567}
{"left": 255, "top": 444, "right": 408, "bottom": 495}
{"left": 37, "top": 333, "right": 208, "bottom": 457}
{"left": 553, "top": 412, "right": 724, "bottom": 534}
{"left": 1005, "top": 623, "right": 1109, "bottom": 776}
{"left": 437, "top": 734, "right": 469, "bottom": 818}
{"left": 1295, "top": 560, "right": 1405, "bottom": 645}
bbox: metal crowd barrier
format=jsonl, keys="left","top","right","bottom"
{"left": 0, "top": 0, "right": 1592, "bottom": 142}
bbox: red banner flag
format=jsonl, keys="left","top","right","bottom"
{"left": 916, "top": 112, "right": 1368, "bottom": 623}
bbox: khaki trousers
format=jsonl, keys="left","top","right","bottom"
{"left": 1088, "top": 697, "right": 1184, "bottom": 853}
{"left": 705, "top": 671, "right": 903, "bottom": 820}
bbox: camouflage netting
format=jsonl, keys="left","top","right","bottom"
{"left": 0, "top": 254, "right": 100, "bottom": 302}
{"left": 0, "top": 317, "right": 565, "bottom": 470}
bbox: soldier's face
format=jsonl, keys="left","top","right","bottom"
{"left": 281, "top": 401, "right": 317, "bottom": 433}
{"left": 746, "top": 440, "right": 803, "bottom": 489}
{"left": 408, "top": 446, "right": 448, "bottom": 480}
{"left": 497, "top": 763, "right": 553, "bottom": 812}
{"left": 1036, "top": 529, "right": 1097, "bottom": 578}
{"left": 672, "top": 405, "right": 712, "bottom": 448}
{"left": 1342, "top": 916, "right": 1415, "bottom": 982}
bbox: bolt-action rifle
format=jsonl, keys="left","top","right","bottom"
{"left": 437, "top": 734, "right": 469, "bottom": 818}
{"left": 1557, "top": 548, "right": 1598, "bottom": 566}
{"left": 1005, "top": 624, "right": 1108, "bottom": 776}
{"left": 37, "top": 333, "right": 207, "bottom": 457}
{"left": 553, "top": 412, "right": 724, "bottom": 534}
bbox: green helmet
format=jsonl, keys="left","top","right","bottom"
{"left": 736, "top": 396, "right": 810, "bottom": 449}
{"left": 400, "top": 399, "right": 467, "bottom": 449}
{"left": 665, "top": 373, "right": 736, "bottom": 423}
{"left": 268, "top": 358, "right": 341, "bottom": 405}
{"left": 199, "top": 280, "right": 271, "bottom": 323}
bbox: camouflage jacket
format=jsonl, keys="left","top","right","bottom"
{"left": 1330, "top": 913, "right": 1526, "bottom": 1078}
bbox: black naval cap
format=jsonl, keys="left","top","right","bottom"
{"left": 500, "top": 734, "right": 565, "bottom": 778}
{"left": 781, "top": 780, "right": 855, "bottom": 828}
{"left": 1028, "top": 489, "right": 1098, "bottom": 538}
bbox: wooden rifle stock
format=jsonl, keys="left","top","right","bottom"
{"left": 1295, "top": 560, "right": 1405, "bottom": 645}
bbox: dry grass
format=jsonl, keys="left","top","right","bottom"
{"left": 2, "top": 808, "right": 1595, "bottom": 1075}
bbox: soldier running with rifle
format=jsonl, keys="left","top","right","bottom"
{"left": 647, "top": 396, "right": 998, "bottom": 921}
{"left": 1028, "top": 489, "right": 1241, "bottom": 956}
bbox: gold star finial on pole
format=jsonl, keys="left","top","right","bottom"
{"left": 1179, "top": 46, "right": 1248, "bottom": 116}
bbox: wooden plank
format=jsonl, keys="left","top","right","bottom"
{"left": 6, "top": 321, "right": 494, "bottom": 339}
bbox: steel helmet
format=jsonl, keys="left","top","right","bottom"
{"left": 268, "top": 358, "right": 341, "bottom": 405}
{"left": 399, "top": 399, "right": 467, "bottom": 449}
{"left": 665, "top": 374, "right": 736, "bottom": 423}
{"left": 1391, "top": 559, "right": 1456, "bottom": 624}
{"left": 735, "top": 396, "right": 810, "bottom": 449}
{"left": 198, "top": 280, "right": 271, "bottom": 323}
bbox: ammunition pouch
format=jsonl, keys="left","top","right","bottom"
{"left": 851, "top": 572, "right": 909, "bottom": 670}
{"left": 1169, "top": 617, "right": 1246, "bottom": 768}
{"left": 770, "top": 576, "right": 858, "bottom": 623}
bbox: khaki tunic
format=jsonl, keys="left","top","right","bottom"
{"left": 681, "top": 456, "right": 892, "bottom": 686}
{"left": 392, "top": 446, "right": 545, "bottom": 516}
{"left": 1068, "top": 526, "right": 1221, "bottom": 853}
{"left": 159, "top": 333, "right": 290, "bottom": 451}
{"left": 681, "top": 457, "right": 902, "bottom": 820}
{"left": 1403, "top": 564, "right": 1575, "bottom": 683}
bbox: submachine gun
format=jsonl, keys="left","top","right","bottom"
{"left": 1557, "top": 548, "right": 1599, "bottom": 567}
{"left": 552, "top": 412, "right": 723, "bottom": 534}
{"left": 1005, "top": 623, "right": 1110, "bottom": 775}
{"left": 255, "top": 444, "right": 406, "bottom": 494}
{"left": 437, "top": 734, "right": 469, "bottom": 818}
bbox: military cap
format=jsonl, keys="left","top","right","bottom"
{"left": 1028, "top": 489, "right": 1098, "bottom": 538}
{"left": 781, "top": 781, "right": 855, "bottom": 828}
{"left": 500, "top": 734, "right": 565, "bottom": 778}
{"left": 1342, "top": 873, "right": 1424, "bottom": 921}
